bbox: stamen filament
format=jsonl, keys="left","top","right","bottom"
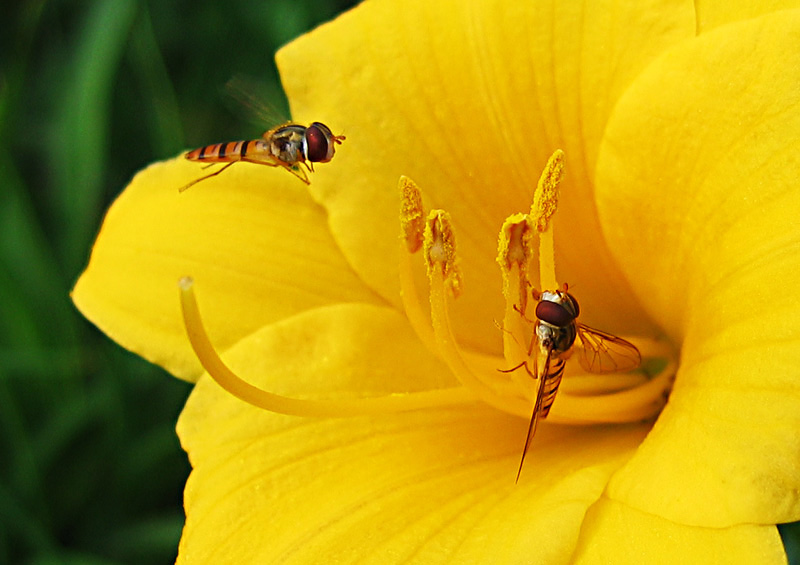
{"left": 549, "top": 359, "right": 676, "bottom": 423}
{"left": 560, "top": 372, "right": 648, "bottom": 395}
{"left": 499, "top": 261, "right": 536, "bottom": 402}
{"left": 625, "top": 336, "right": 676, "bottom": 359}
{"left": 538, "top": 229, "right": 557, "bottom": 292}
{"left": 179, "top": 277, "right": 477, "bottom": 417}
{"left": 427, "top": 268, "right": 529, "bottom": 417}
{"left": 496, "top": 215, "right": 537, "bottom": 399}
{"left": 532, "top": 151, "right": 564, "bottom": 292}
{"left": 462, "top": 349, "right": 529, "bottom": 396}
{"left": 397, "top": 176, "right": 441, "bottom": 357}
{"left": 421, "top": 210, "right": 530, "bottom": 415}
{"left": 398, "top": 247, "right": 441, "bottom": 358}
{"left": 399, "top": 180, "right": 521, "bottom": 398}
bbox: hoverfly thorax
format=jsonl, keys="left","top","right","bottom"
{"left": 267, "top": 125, "right": 307, "bottom": 163}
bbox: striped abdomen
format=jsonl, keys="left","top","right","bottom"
{"left": 185, "top": 139, "right": 271, "bottom": 163}
{"left": 539, "top": 356, "right": 566, "bottom": 419}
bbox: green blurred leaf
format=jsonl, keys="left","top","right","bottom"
{"left": 31, "top": 552, "right": 123, "bottom": 565}
{"left": 0, "top": 151, "right": 78, "bottom": 347}
{"left": 0, "top": 478, "right": 53, "bottom": 556}
{"left": 51, "top": 0, "right": 138, "bottom": 275}
{"left": 105, "top": 514, "right": 184, "bottom": 562}
{"left": 781, "top": 522, "right": 800, "bottom": 565}
{"left": 128, "top": 4, "right": 184, "bottom": 156}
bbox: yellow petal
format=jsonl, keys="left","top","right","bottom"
{"left": 176, "top": 302, "right": 650, "bottom": 563}
{"left": 573, "top": 496, "right": 787, "bottom": 565}
{"left": 596, "top": 12, "right": 800, "bottom": 525}
{"left": 696, "top": 1, "right": 800, "bottom": 32}
{"left": 277, "top": 0, "right": 695, "bottom": 351}
{"left": 72, "top": 157, "right": 379, "bottom": 381}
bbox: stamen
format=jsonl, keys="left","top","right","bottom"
{"left": 426, "top": 267, "right": 529, "bottom": 417}
{"left": 178, "top": 277, "right": 477, "bottom": 417}
{"left": 398, "top": 178, "right": 522, "bottom": 398}
{"left": 424, "top": 210, "right": 462, "bottom": 297}
{"left": 560, "top": 372, "right": 648, "bottom": 395}
{"left": 531, "top": 150, "right": 565, "bottom": 291}
{"left": 497, "top": 149, "right": 676, "bottom": 426}
{"left": 496, "top": 214, "right": 534, "bottom": 314}
{"left": 496, "top": 214, "right": 537, "bottom": 399}
{"left": 399, "top": 176, "right": 425, "bottom": 253}
{"left": 531, "top": 149, "right": 565, "bottom": 233}
{"left": 177, "top": 156, "right": 675, "bottom": 436}
{"left": 548, "top": 359, "right": 676, "bottom": 424}
{"left": 397, "top": 177, "right": 439, "bottom": 356}
{"left": 422, "top": 214, "right": 529, "bottom": 416}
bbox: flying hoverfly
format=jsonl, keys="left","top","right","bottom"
{"left": 513, "top": 286, "right": 641, "bottom": 481}
{"left": 180, "top": 121, "right": 345, "bottom": 191}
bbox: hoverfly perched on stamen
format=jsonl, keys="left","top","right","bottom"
{"left": 510, "top": 285, "right": 641, "bottom": 481}
{"left": 180, "top": 121, "right": 345, "bottom": 192}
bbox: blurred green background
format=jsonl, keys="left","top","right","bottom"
{"left": 0, "top": 1, "right": 356, "bottom": 563}
{"left": 1, "top": 1, "right": 799, "bottom": 564}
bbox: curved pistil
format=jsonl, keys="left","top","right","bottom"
{"left": 178, "top": 277, "right": 476, "bottom": 417}
{"left": 178, "top": 150, "right": 675, "bottom": 428}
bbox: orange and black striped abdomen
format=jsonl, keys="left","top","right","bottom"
{"left": 185, "top": 140, "right": 267, "bottom": 163}
{"left": 539, "top": 357, "right": 566, "bottom": 419}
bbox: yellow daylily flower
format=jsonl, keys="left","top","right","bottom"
{"left": 72, "top": 1, "right": 800, "bottom": 563}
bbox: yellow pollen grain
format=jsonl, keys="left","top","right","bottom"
{"left": 531, "top": 149, "right": 565, "bottom": 233}
{"left": 399, "top": 176, "right": 425, "bottom": 253}
{"left": 497, "top": 213, "right": 533, "bottom": 273}
{"left": 424, "top": 210, "right": 462, "bottom": 297}
{"left": 496, "top": 213, "right": 534, "bottom": 313}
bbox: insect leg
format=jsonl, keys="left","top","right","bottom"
{"left": 179, "top": 161, "right": 237, "bottom": 192}
{"left": 497, "top": 361, "right": 535, "bottom": 378}
{"left": 279, "top": 162, "right": 310, "bottom": 185}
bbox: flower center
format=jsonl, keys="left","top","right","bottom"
{"left": 397, "top": 151, "right": 676, "bottom": 424}
{"left": 178, "top": 151, "right": 676, "bottom": 429}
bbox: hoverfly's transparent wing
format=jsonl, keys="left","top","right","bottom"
{"left": 516, "top": 348, "right": 547, "bottom": 483}
{"left": 575, "top": 324, "right": 642, "bottom": 374}
{"left": 223, "top": 74, "right": 291, "bottom": 130}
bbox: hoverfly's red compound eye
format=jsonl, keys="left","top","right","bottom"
{"left": 305, "top": 122, "right": 342, "bottom": 163}
{"left": 565, "top": 292, "right": 580, "bottom": 317}
{"left": 535, "top": 299, "right": 577, "bottom": 327}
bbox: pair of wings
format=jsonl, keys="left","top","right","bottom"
{"left": 573, "top": 323, "right": 642, "bottom": 374}
{"left": 516, "top": 324, "right": 641, "bottom": 482}
{"left": 220, "top": 76, "right": 314, "bottom": 185}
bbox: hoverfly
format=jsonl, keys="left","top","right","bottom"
{"left": 180, "top": 122, "right": 345, "bottom": 192}
{"left": 513, "top": 286, "right": 641, "bottom": 481}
